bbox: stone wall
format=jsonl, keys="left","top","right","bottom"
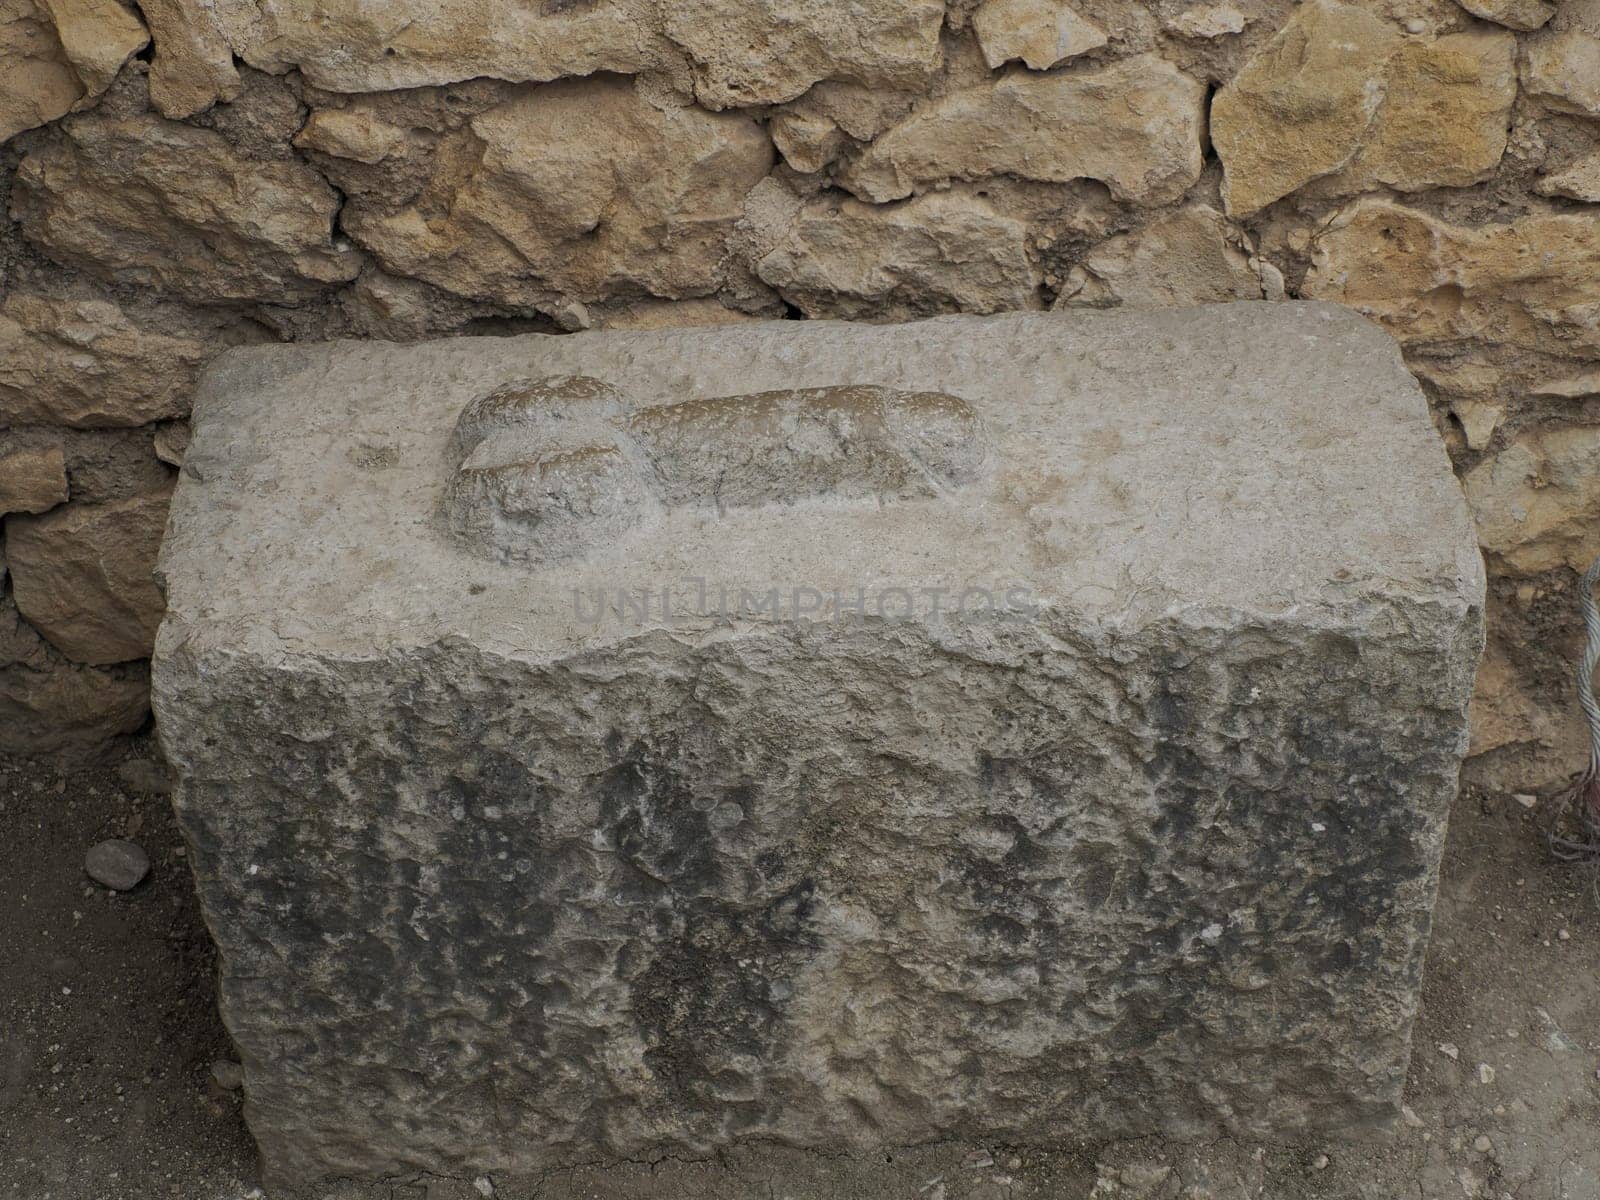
{"left": 1, "top": 0, "right": 1595, "bottom": 777}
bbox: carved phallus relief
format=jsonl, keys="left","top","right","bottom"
{"left": 444, "top": 376, "right": 991, "bottom": 564}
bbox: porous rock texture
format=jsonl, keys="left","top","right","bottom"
{"left": 153, "top": 304, "right": 1483, "bottom": 1187}
{"left": 0, "top": 0, "right": 1594, "bottom": 789}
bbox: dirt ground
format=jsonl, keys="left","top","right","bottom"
{"left": 2, "top": 738, "right": 1597, "bottom": 1200}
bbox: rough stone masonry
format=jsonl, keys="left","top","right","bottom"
{"left": 153, "top": 304, "right": 1483, "bottom": 1188}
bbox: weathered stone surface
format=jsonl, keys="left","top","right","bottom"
{"left": 0, "top": 293, "right": 217, "bottom": 428}
{"left": 1165, "top": 2, "right": 1250, "bottom": 37}
{"left": 137, "top": 0, "right": 240, "bottom": 118}
{"left": 0, "top": 581, "right": 148, "bottom": 757}
{"left": 7, "top": 487, "right": 171, "bottom": 665}
{"left": 1461, "top": 426, "right": 1600, "bottom": 574}
{"left": 1535, "top": 149, "right": 1600, "bottom": 202}
{"left": 659, "top": 0, "right": 945, "bottom": 109}
{"left": 12, "top": 112, "right": 361, "bottom": 304}
{"left": 40, "top": 0, "right": 147, "bottom": 99}
{"left": 1529, "top": 367, "right": 1600, "bottom": 399}
{"left": 1212, "top": 2, "right": 1388, "bottom": 215}
{"left": 768, "top": 111, "right": 846, "bottom": 175}
{"left": 342, "top": 78, "right": 771, "bottom": 313}
{"left": 161, "top": 0, "right": 942, "bottom": 108}
{"left": 756, "top": 191, "right": 1040, "bottom": 320}
{"left": 1303, "top": 199, "right": 1600, "bottom": 358}
{"left": 1450, "top": 399, "right": 1503, "bottom": 451}
{"left": 1055, "top": 205, "right": 1264, "bottom": 309}
{"left": 0, "top": 445, "right": 68, "bottom": 514}
{"left": 972, "top": 0, "right": 1109, "bottom": 69}
{"left": 0, "top": 0, "right": 80, "bottom": 142}
{"left": 84, "top": 837, "right": 149, "bottom": 890}
{"left": 1522, "top": 0, "right": 1600, "bottom": 116}
{"left": 1212, "top": 3, "right": 1516, "bottom": 215}
{"left": 1455, "top": 0, "right": 1554, "bottom": 30}
{"left": 155, "top": 304, "right": 1481, "bottom": 1188}
{"left": 843, "top": 54, "right": 1206, "bottom": 205}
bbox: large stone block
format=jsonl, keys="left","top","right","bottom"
{"left": 153, "top": 304, "right": 1483, "bottom": 1188}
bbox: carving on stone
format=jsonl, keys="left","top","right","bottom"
{"left": 444, "top": 375, "right": 991, "bottom": 563}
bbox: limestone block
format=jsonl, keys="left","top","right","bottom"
{"left": 154, "top": 304, "right": 1482, "bottom": 1189}
{"left": 755, "top": 191, "right": 1041, "bottom": 320}
{"left": 1212, "top": 3, "right": 1516, "bottom": 215}
{"left": 768, "top": 111, "right": 846, "bottom": 175}
{"left": 0, "top": 445, "right": 68, "bottom": 513}
{"left": 137, "top": 0, "right": 241, "bottom": 117}
{"left": 155, "top": 0, "right": 942, "bottom": 108}
{"left": 0, "top": 0, "right": 81, "bottom": 142}
{"left": 1166, "top": 3, "right": 1250, "bottom": 37}
{"left": 971, "top": 0, "right": 1109, "bottom": 69}
{"left": 842, "top": 54, "right": 1206, "bottom": 205}
{"left": 39, "top": 0, "right": 146, "bottom": 99}
{"left": 1522, "top": 0, "right": 1600, "bottom": 116}
{"left": 12, "top": 112, "right": 361, "bottom": 305}
{"left": 0, "top": 293, "right": 216, "bottom": 428}
{"left": 8, "top": 486, "right": 171, "bottom": 665}
{"left": 1304, "top": 199, "right": 1600, "bottom": 359}
{"left": 659, "top": 0, "right": 945, "bottom": 109}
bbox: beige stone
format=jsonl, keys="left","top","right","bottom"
{"left": 971, "top": 0, "right": 1109, "bottom": 70}
{"left": 226, "top": 0, "right": 667, "bottom": 93}
{"left": 661, "top": 0, "right": 945, "bottom": 108}
{"left": 1167, "top": 3, "right": 1250, "bottom": 37}
{"left": 755, "top": 190, "right": 1040, "bottom": 320}
{"left": 293, "top": 108, "right": 409, "bottom": 166}
{"left": 1535, "top": 150, "right": 1600, "bottom": 202}
{"left": 1461, "top": 426, "right": 1600, "bottom": 573}
{"left": 1529, "top": 368, "right": 1600, "bottom": 399}
{"left": 843, "top": 53, "right": 1206, "bottom": 205}
{"left": 0, "top": 445, "right": 68, "bottom": 514}
{"left": 1450, "top": 399, "right": 1504, "bottom": 451}
{"left": 138, "top": 0, "right": 241, "bottom": 117}
{"left": 1351, "top": 32, "right": 1517, "bottom": 195}
{"left": 1454, "top": 0, "right": 1554, "bottom": 31}
{"left": 0, "top": 293, "right": 214, "bottom": 428}
{"left": 342, "top": 78, "right": 772, "bottom": 312}
{"left": 40, "top": 0, "right": 146, "bottom": 99}
{"left": 6, "top": 487, "right": 172, "bottom": 665}
{"left": 792, "top": 81, "right": 921, "bottom": 144}
{"left": 769, "top": 111, "right": 846, "bottom": 175}
{"left": 161, "top": 0, "right": 941, "bottom": 109}
{"left": 13, "top": 112, "right": 361, "bottom": 304}
{"left": 1213, "top": 3, "right": 1515, "bottom": 215}
{"left": 1304, "top": 199, "right": 1600, "bottom": 359}
{"left": 1212, "top": 2, "right": 1390, "bottom": 215}
{"left": 1055, "top": 205, "right": 1264, "bottom": 309}
{"left": 0, "top": 0, "right": 80, "bottom": 143}
{"left": 1522, "top": 0, "right": 1600, "bottom": 116}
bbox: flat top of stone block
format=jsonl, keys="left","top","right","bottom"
{"left": 158, "top": 303, "right": 1481, "bottom": 660}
